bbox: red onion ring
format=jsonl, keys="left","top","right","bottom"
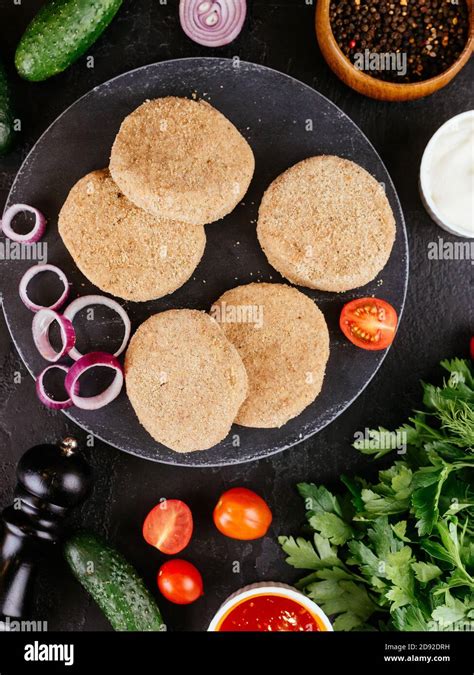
{"left": 1, "top": 203, "right": 47, "bottom": 243}
{"left": 19, "top": 264, "right": 70, "bottom": 312}
{"left": 36, "top": 365, "right": 75, "bottom": 410}
{"left": 180, "top": 0, "right": 246, "bottom": 47}
{"left": 63, "top": 295, "right": 131, "bottom": 361}
{"left": 64, "top": 352, "right": 124, "bottom": 410}
{"left": 32, "top": 308, "right": 76, "bottom": 362}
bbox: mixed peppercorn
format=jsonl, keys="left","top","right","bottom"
{"left": 329, "top": 0, "right": 470, "bottom": 83}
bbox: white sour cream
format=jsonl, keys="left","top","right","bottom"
{"left": 420, "top": 110, "right": 474, "bottom": 239}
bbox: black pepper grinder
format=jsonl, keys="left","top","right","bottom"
{"left": 0, "top": 437, "right": 92, "bottom": 626}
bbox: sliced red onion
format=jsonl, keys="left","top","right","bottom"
{"left": 180, "top": 0, "right": 246, "bottom": 47}
{"left": 36, "top": 365, "right": 75, "bottom": 410}
{"left": 63, "top": 295, "right": 131, "bottom": 361}
{"left": 19, "top": 264, "right": 70, "bottom": 312}
{"left": 32, "top": 308, "right": 76, "bottom": 362}
{"left": 65, "top": 352, "right": 124, "bottom": 411}
{"left": 1, "top": 203, "right": 47, "bottom": 243}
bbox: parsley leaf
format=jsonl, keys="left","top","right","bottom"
{"left": 391, "top": 606, "right": 432, "bottom": 631}
{"left": 309, "top": 512, "right": 354, "bottom": 546}
{"left": 278, "top": 536, "right": 323, "bottom": 570}
{"left": 431, "top": 591, "right": 474, "bottom": 629}
{"left": 306, "top": 579, "right": 378, "bottom": 631}
{"left": 411, "top": 561, "right": 442, "bottom": 583}
{"left": 297, "top": 483, "right": 343, "bottom": 517}
{"left": 412, "top": 465, "right": 452, "bottom": 536}
{"left": 280, "top": 359, "right": 474, "bottom": 631}
{"left": 384, "top": 547, "right": 416, "bottom": 609}
{"left": 367, "top": 517, "right": 403, "bottom": 558}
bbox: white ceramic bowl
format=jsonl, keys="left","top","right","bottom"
{"left": 419, "top": 110, "right": 474, "bottom": 239}
{"left": 208, "top": 582, "right": 333, "bottom": 632}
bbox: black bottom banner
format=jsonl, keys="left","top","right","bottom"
{"left": 0, "top": 630, "right": 470, "bottom": 673}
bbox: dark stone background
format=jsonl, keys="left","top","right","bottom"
{"left": 0, "top": 0, "right": 472, "bottom": 632}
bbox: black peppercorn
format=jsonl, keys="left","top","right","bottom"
{"left": 329, "top": 0, "right": 470, "bottom": 83}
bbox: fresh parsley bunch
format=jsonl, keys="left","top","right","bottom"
{"left": 279, "top": 359, "right": 474, "bottom": 631}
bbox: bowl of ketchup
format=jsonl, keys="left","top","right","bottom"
{"left": 208, "top": 583, "right": 333, "bottom": 632}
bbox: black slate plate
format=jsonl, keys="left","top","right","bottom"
{"left": 0, "top": 58, "right": 408, "bottom": 467}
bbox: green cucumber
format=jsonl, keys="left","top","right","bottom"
{"left": 64, "top": 532, "right": 166, "bottom": 632}
{"left": 0, "top": 59, "right": 14, "bottom": 155}
{"left": 15, "top": 0, "right": 123, "bottom": 82}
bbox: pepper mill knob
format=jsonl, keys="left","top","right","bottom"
{"left": 16, "top": 436, "right": 91, "bottom": 511}
{"left": 0, "top": 437, "right": 92, "bottom": 624}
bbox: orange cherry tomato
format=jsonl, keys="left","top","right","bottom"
{"left": 340, "top": 297, "right": 398, "bottom": 351}
{"left": 157, "top": 559, "right": 203, "bottom": 605}
{"left": 143, "top": 499, "right": 193, "bottom": 555}
{"left": 213, "top": 487, "right": 272, "bottom": 540}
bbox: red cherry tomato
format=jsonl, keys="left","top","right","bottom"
{"left": 470, "top": 336, "right": 474, "bottom": 360}
{"left": 213, "top": 487, "right": 273, "bottom": 540}
{"left": 143, "top": 500, "right": 193, "bottom": 555}
{"left": 157, "top": 559, "right": 203, "bottom": 605}
{"left": 340, "top": 297, "right": 398, "bottom": 351}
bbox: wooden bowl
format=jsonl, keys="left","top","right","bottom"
{"left": 315, "top": 0, "right": 474, "bottom": 101}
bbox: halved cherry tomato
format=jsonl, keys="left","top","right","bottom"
{"left": 157, "top": 559, "right": 203, "bottom": 605}
{"left": 143, "top": 499, "right": 193, "bottom": 555}
{"left": 340, "top": 297, "right": 398, "bottom": 351}
{"left": 213, "top": 487, "right": 272, "bottom": 540}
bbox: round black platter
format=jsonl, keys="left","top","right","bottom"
{"left": 0, "top": 58, "right": 408, "bottom": 467}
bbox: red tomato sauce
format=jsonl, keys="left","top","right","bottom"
{"left": 218, "top": 594, "right": 321, "bottom": 632}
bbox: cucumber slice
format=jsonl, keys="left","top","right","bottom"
{"left": 65, "top": 532, "right": 166, "bottom": 632}
{"left": 0, "top": 59, "right": 14, "bottom": 155}
{"left": 15, "top": 0, "right": 123, "bottom": 82}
